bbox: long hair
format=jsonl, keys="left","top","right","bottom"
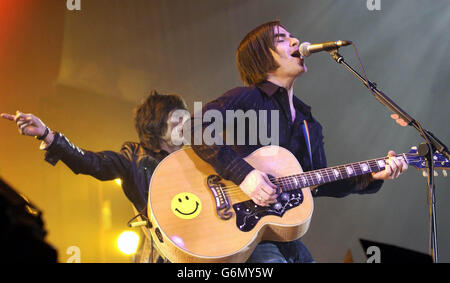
{"left": 236, "top": 21, "right": 282, "bottom": 86}
{"left": 133, "top": 90, "right": 186, "bottom": 151}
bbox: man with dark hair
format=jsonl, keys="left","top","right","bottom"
{"left": 1, "top": 90, "right": 188, "bottom": 262}
{"left": 2, "top": 90, "right": 187, "bottom": 212}
{"left": 236, "top": 21, "right": 283, "bottom": 86}
{"left": 191, "top": 21, "right": 408, "bottom": 263}
{"left": 134, "top": 91, "right": 187, "bottom": 154}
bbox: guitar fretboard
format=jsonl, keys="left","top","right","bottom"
{"left": 272, "top": 154, "right": 409, "bottom": 191}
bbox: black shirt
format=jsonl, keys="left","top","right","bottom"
{"left": 191, "top": 80, "right": 383, "bottom": 197}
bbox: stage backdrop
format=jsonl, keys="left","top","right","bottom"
{"left": 0, "top": 0, "right": 449, "bottom": 262}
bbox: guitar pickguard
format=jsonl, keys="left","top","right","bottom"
{"left": 232, "top": 189, "right": 304, "bottom": 232}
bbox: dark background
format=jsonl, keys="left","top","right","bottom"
{"left": 0, "top": 0, "right": 448, "bottom": 262}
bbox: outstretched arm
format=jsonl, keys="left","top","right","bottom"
{"left": 1, "top": 111, "right": 131, "bottom": 181}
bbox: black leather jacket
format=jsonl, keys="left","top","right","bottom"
{"left": 44, "top": 132, "right": 169, "bottom": 211}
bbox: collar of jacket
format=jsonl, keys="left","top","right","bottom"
{"left": 140, "top": 143, "right": 170, "bottom": 157}
{"left": 256, "top": 80, "right": 312, "bottom": 117}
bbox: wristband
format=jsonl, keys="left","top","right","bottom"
{"left": 36, "top": 127, "right": 49, "bottom": 141}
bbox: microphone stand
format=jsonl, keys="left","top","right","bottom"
{"left": 327, "top": 49, "right": 449, "bottom": 263}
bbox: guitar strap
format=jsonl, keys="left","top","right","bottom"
{"left": 302, "top": 120, "right": 313, "bottom": 169}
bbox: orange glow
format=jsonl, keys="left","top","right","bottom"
{"left": 0, "top": 0, "right": 33, "bottom": 59}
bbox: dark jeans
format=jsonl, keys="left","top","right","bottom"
{"left": 246, "top": 239, "right": 314, "bottom": 263}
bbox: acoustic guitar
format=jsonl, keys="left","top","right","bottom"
{"left": 147, "top": 145, "right": 448, "bottom": 263}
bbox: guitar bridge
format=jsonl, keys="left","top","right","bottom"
{"left": 206, "top": 175, "right": 233, "bottom": 220}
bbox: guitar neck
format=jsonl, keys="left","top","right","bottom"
{"left": 273, "top": 154, "right": 409, "bottom": 191}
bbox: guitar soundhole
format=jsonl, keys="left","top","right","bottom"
{"left": 232, "top": 189, "right": 304, "bottom": 232}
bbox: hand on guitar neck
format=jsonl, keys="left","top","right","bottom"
{"left": 371, "top": 150, "right": 408, "bottom": 180}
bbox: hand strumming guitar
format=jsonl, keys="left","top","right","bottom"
{"left": 239, "top": 169, "right": 278, "bottom": 207}
{"left": 239, "top": 151, "right": 408, "bottom": 207}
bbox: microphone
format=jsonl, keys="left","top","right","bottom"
{"left": 299, "top": 40, "right": 352, "bottom": 57}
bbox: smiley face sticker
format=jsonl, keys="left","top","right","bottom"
{"left": 171, "top": 192, "right": 202, "bottom": 220}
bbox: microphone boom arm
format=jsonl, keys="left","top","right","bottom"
{"left": 327, "top": 49, "right": 449, "bottom": 160}
{"left": 327, "top": 48, "right": 449, "bottom": 263}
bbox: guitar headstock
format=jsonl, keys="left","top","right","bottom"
{"left": 407, "top": 146, "right": 449, "bottom": 177}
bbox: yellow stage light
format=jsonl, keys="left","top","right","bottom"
{"left": 114, "top": 178, "right": 122, "bottom": 186}
{"left": 117, "top": 231, "right": 140, "bottom": 255}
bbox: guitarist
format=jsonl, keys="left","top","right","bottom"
{"left": 1, "top": 90, "right": 188, "bottom": 262}
{"left": 190, "top": 21, "right": 408, "bottom": 263}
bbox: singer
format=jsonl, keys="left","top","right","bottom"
{"left": 190, "top": 20, "right": 408, "bottom": 263}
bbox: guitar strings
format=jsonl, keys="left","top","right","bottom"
{"left": 170, "top": 153, "right": 420, "bottom": 198}
{"left": 202, "top": 153, "right": 420, "bottom": 197}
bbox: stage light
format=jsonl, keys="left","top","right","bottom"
{"left": 117, "top": 231, "right": 140, "bottom": 255}
{"left": 114, "top": 178, "right": 122, "bottom": 186}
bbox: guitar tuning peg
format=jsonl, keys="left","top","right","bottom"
{"left": 443, "top": 170, "right": 448, "bottom": 177}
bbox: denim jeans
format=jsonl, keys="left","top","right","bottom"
{"left": 246, "top": 239, "right": 314, "bottom": 263}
